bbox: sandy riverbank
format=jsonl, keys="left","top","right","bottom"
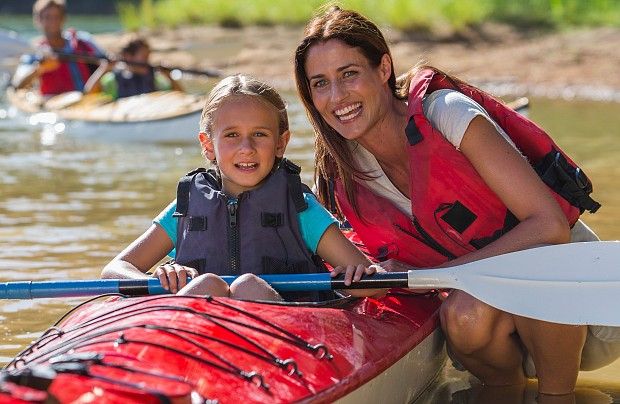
{"left": 95, "top": 23, "right": 620, "bottom": 101}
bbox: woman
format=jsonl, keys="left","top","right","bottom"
{"left": 293, "top": 6, "right": 617, "bottom": 396}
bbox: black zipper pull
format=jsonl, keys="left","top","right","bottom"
{"left": 227, "top": 197, "right": 240, "bottom": 272}
{"left": 228, "top": 198, "right": 238, "bottom": 228}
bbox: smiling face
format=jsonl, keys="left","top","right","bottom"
{"left": 304, "top": 39, "right": 392, "bottom": 142}
{"left": 199, "top": 95, "right": 290, "bottom": 197}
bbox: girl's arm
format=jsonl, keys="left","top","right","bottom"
{"left": 101, "top": 223, "right": 198, "bottom": 292}
{"left": 316, "top": 224, "right": 385, "bottom": 297}
{"left": 441, "top": 115, "right": 570, "bottom": 267}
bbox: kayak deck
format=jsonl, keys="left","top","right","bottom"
{"left": 1, "top": 292, "right": 442, "bottom": 403}
{"left": 6, "top": 88, "right": 206, "bottom": 123}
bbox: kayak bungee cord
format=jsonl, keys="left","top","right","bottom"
{"left": 3, "top": 293, "right": 124, "bottom": 368}
{"left": 24, "top": 301, "right": 328, "bottom": 369}
{"left": 1, "top": 360, "right": 187, "bottom": 404}
{"left": 50, "top": 294, "right": 334, "bottom": 361}
{"left": 9, "top": 314, "right": 282, "bottom": 389}
{"left": 211, "top": 297, "right": 334, "bottom": 360}
{"left": 6, "top": 294, "right": 345, "bottom": 395}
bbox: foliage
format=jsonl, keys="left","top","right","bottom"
{"left": 117, "top": 0, "right": 620, "bottom": 32}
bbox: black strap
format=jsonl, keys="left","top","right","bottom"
{"left": 536, "top": 151, "right": 601, "bottom": 214}
{"left": 281, "top": 159, "right": 308, "bottom": 213}
{"left": 405, "top": 117, "right": 423, "bottom": 145}
{"left": 261, "top": 212, "right": 283, "bottom": 227}
{"left": 173, "top": 168, "right": 207, "bottom": 217}
{"left": 189, "top": 216, "right": 208, "bottom": 231}
{"left": 470, "top": 211, "right": 519, "bottom": 250}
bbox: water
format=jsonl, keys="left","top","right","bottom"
{"left": 1, "top": 20, "right": 619, "bottom": 404}
{"left": 0, "top": 15, "right": 123, "bottom": 39}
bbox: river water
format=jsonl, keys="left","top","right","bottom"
{"left": 1, "top": 16, "right": 619, "bottom": 404}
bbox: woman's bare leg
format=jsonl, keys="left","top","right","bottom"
{"left": 442, "top": 291, "right": 586, "bottom": 394}
{"left": 514, "top": 316, "right": 586, "bottom": 394}
{"left": 441, "top": 290, "right": 525, "bottom": 386}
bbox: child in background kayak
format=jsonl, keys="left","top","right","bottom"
{"left": 102, "top": 74, "right": 383, "bottom": 301}
{"left": 84, "top": 35, "right": 183, "bottom": 99}
{"left": 13, "top": 0, "right": 104, "bottom": 96}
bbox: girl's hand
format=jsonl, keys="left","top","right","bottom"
{"left": 330, "top": 264, "right": 384, "bottom": 286}
{"left": 154, "top": 261, "right": 199, "bottom": 293}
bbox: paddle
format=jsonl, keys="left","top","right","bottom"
{"left": 49, "top": 50, "right": 222, "bottom": 78}
{"left": 1, "top": 241, "right": 619, "bottom": 326}
{"left": 12, "top": 46, "right": 221, "bottom": 79}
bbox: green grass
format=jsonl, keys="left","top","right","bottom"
{"left": 117, "top": 0, "right": 620, "bottom": 32}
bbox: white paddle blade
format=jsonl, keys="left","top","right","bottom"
{"left": 408, "top": 241, "right": 620, "bottom": 326}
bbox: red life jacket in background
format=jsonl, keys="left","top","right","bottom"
{"left": 39, "top": 30, "right": 98, "bottom": 96}
{"left": 335, "top": 68, "right": 600, "bottom": 268}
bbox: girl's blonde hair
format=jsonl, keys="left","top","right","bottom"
{"left": 199, "top": 74, "right": 288, "bottom": 138}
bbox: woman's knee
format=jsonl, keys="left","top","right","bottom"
{"left": 177, "top": 273, "right": 229, "bottom": 296}
{"left": 440, "top": 292, "right": 499, "bottom": 353}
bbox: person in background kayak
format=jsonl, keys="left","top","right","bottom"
{"left": 294, "top": 6, "right": 620, "bottom": 398}
{"left": 84, "top": 35, "right": 183, "bottom": 100}
{"left": 12, "top": 0, "right": 103, "bottom": 96}
{"left": 102, "top": 74, "right": 383, "bottom": 301}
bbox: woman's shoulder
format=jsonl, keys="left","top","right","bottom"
{"left": 423, "top": 89, "right": 482, "bottom": 112}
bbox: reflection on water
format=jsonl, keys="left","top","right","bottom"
{"left": 0, "top": 91, "right": 618, "bottom": 401}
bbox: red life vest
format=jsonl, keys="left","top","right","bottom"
{"left": 335, "top": 68, "right": 600, "bottom": 268}
{"left": 39, "top": 31, "right": 97, "bottom": 96}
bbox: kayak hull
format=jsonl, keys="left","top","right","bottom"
{"left": 6, "top": 88, "right": 206, "bottom": 144}
{"left": 2, "top": 292, "right": 444, "bottom": 403}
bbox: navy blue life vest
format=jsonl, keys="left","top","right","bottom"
{"left": 173, "top": 159, "right": 331, "bottom": 301}
{"left": 115, "top": 67, "right": 156, "bottom": 99}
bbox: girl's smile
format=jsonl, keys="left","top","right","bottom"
{"left": 199, "top": 95, "right": 290, "bottom": 197}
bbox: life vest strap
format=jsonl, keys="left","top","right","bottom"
{"left": 173, "top": 168, "right": 208, "bottom": 218}
{"left": 535, "top": 151, "right": 601, "bottom": 214}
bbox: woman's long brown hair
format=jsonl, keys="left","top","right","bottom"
{"left": 295, "top": 6, "right": 466, "bottom": 218}
{"left": 294, "top": 6, "right": 402, "bottom": 218}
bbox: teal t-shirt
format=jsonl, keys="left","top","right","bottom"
{"left": 154, "top": 193, "right": 338, "bottom": 258}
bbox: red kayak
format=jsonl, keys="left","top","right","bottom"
{"left": 0, "top": 292, "right": 444, "bottom": 403}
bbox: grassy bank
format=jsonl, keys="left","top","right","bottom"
{"left": 118, "top": 0, "right": 620, "bottom": 33}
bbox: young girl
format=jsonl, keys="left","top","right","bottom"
{"left": 102, "top": 74, "right": 381, "bottom": 301}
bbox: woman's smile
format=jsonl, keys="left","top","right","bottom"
{"left": 334, "top": 102, "right": 363, "bottom": 122}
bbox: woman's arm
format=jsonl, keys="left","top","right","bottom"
{"left": 101, "top": 223, "right": 197, "bottom": 292}
{"left": 443, "top": 115, "right": 570, "bottom": 267}
{"left": 316, "top": 224, "right": 385, "bottom": 297}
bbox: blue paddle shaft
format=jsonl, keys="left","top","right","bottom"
{"left": 0, "top": 273, "right": 409, "bottom": 299}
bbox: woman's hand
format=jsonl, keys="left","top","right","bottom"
{"left": 154, "top": 261, "right": 199, "bottom": 293}
{"left": 330, "top": 263, "right": 384, "bottom": 286}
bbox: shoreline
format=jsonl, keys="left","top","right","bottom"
{"left": 94, "top": 24, "right": 620, "bottom": 102}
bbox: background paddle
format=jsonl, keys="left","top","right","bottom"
{"left": 52, "top": 50, "right": 222, "bottom": 78}
{"left": 1, "top": 242, "right": 618, "bottom": 326}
